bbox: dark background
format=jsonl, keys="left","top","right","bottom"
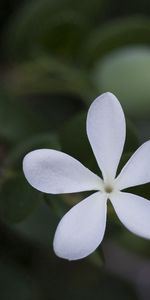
{"left": 0, "top": 0, "right": 150, "bottom": 299}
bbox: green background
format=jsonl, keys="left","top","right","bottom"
{"left": 0, "top": 0, "right": 150, "bottom": 299}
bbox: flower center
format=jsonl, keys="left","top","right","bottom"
{"left": 104, "top": 184, "right": 113, "bottom": 194}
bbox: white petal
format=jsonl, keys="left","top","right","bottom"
{"left": 115, "top": 141, "right": 150, "bottom": 190}
{"left": 86, "top": 92, "right": 126, "bottom": 182}
{"left": 23, "top": 149, "right": 102, "bottom": 194}
{"left": 53, "top": 192, "right": 107, "bottom": 260}
{"left": 110, "top": 192, "right": 150, "bottom": 239}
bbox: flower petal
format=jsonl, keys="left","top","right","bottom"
{"left": 23, "top": 149, "right": 102, "bottom": 194}
{"left": 110, "top": 192, "right": 150, "bottom": 239}
{"left": 115, "top": 141, "right": 150, "bottom": 190}
{"left": 53, "top": 192, "right": 107, "bottom": 260}
{"left": 86, "top": 92, "right": 126, "bottom": 182}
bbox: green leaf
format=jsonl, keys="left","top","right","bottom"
{"left": 0, "top": 89, "right": 71, "bottom": 145}
{"left": 117, "top": 120, "right": 139, "bottom": 174}
{"left": 5, "top": 133, "right": 60, "bottom": 170}
{"left": 117, "top": 152, "right": 133, "bottom": 176}
{"left": 124, "top": 183, "right": 150, "bottom": 200}
{"left": 0, "top": 239, "right": 139, "bottom": 300}
{"left": 14, "top": 200, "right": 57, "bottom": 245}
{"left": 44, "top": 192, "right": 88, "bottom": 218}
{"left": 44, "top": 193, "right": 69, "bottom": 218}
{"left": 3, "top": 0, "right": 106, "bottom": 61}
{"left": 60, "top": 111, "right": 100, "bottom": 174}
{"left": 4, "top": 1, "right": 88, "bottom": 61}
{"left": 124, "top": 119, "right": 139, "bottom": 152}
{"left": 52, "top": 262, "right": 138, "bottom": 300}
{"left": 117, "top": 230, "right": 150, "bottom": 259}
{"left": 87, "top": 248, "right": 105, "bottom": 267}
{"left": 0, "top": 261, "right": 37, "bottom": 300}
{"left": 82, "top": 16, "right": 150, "bottom": 67}
{"left": 0, "top": 174, "right": 42, "bottom": 223}
{"left": 0, "top": 90, "right": 39, "bottom": 143}
{"left": 6, "top": 57, "right": 95, "bottom": 104}
{"left": 93, "top": 46, "right": 150, "bottom": 117}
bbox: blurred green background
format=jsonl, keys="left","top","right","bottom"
{"left": 0, "top": 0, "right": 150, "bottom": 299}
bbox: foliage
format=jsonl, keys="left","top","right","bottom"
{"left": 0, "top": 0, "right": 149, "bottom": 299}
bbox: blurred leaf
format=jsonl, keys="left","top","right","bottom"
{"left": 4, "top": 0, "right": 106, "bottom": 61}
{"left": 105, "top": 200, "right": 123, "bottom": 240}
{"left": 0, "top": 239, "right": 139, "bottom": 300}
{"left": 45, "top": 192, "right": 87, "bottom": 217}
{"left": 124, "top": 119, "right": 139, "bottom": 152}
{"left": 0, "top": 90, "right": 40, "bottom": 143}
{"left": 44, "top": 193, "right": 69, "bottom": 218}
{"left": 25, "top": 93, "right": 85, "bottom": 132}
{"left": 117, "top": 229, "right": 150, "bottom": 259}
{"left": 52, "top": 261, "right": 138, "bottom": 300}
{"left": 5, "top": 133, "right": 60, "bottom": 170}
{"left": 0, "top": 88, "right": 74, "bottom": 145}
{"left": 14, "top": 201, "right": 56, "bottom": 246}
{"left": 87, "top": 248, "right": 105, "bottom": 268}
{"left": 117, "top": 152, "right": 132, "bottom": 176}
{"left": 60, "top": 111, "right": 100, "bottom": 174}
{"left": 0, "top": 261, "right": 37, "bottom": 300}
{"left": 0, "top": 174, "right": 42, "bottom": 223}
{"left": 117, "top": 120, "right": 139, "bottom": 174}
{"left": 124, "top": 183, "right": 150, "bottom": 200}
{"left": 6, "top": 57, "right": 95, "bottom": 104}
{"left": 82, "top": 16, "right": 150, "bottom": 67}
{"left": 107, "top": 0, "right": 150, "bottom": 18}
{"left": 93, "top": 46, "right": 150, "bottom": 117}
{"left": 3, "top": 60, "right": 89, "bottom": 136}
{"left": 4, "top": 3, "right": 88, "bottom": 61}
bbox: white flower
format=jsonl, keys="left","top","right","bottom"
{"left": 23, "top": 92, "right": 150, "bottom": 261}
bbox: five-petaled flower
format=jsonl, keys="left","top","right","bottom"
{"left": 23, "top": 92, "right": 150, "bottom": 261}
